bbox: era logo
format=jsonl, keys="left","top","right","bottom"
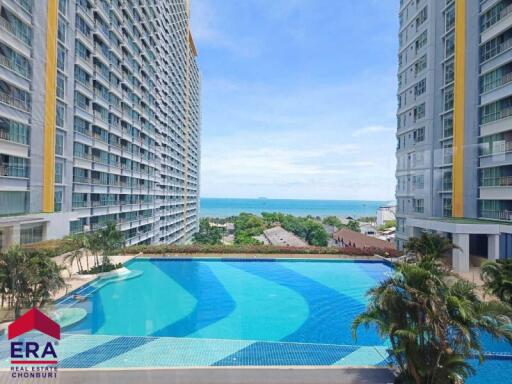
{"left": 8, "top": 308, "right": 60, "bottom": 365}
{"left": 10, "top": 341, "right": 57, "bottom": 359}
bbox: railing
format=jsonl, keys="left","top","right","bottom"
{"left": 0, "top": 129, "right": 28, "bottom": 144}
{"left": 0, "top": 165, "right": 28, "bottom": 177}
{"left": 481, "top": 210, "right": 512, "bottom": 221}
{"left": 0, "top": 54, "right": 30, "bottom": 78}
{"left": 481, "top": 175, "right": 512, "bottom": 187}
{"left": 0, "top": 92, "right": 30, "bottom": 112}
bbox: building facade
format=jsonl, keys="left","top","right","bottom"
{"left": 0, "top": 0, "right": 200, "bottom": 250}
{"left": 396, "top": 0, "right": 512, "bottom": 271}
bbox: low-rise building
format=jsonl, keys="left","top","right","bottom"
{"left": 263, "top": 226, "right": 308, "bottom": 247}
{"left": 333, "top": 228, "right": 396, "bottom": 251}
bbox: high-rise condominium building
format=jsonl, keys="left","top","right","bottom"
{"left": 0, "top": 0, "right": 200, "bottom": 250}
{"left": 396, "top": 0, "right": 512, "bottom": 271}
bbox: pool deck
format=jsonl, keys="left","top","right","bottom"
{"left": 54, "top": 254, "right": 139, "bottom": 300}
{"left": 0, "top": 367, "right": 395, "bottom": 384}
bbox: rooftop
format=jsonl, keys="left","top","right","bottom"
{"left": 333, "top": 229, "right": 395, "bottom": 250}
{"left": 263, "top": 226, "right": 308, "bottom": 247}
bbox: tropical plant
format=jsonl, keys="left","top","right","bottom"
{"left": 405, "top": 232, "right": 457, "bottom": 262}
{"left": 345, "top": 220, "right": 361, "bottom": 232}
{"left": 481, "top": 259, "right": 512, "bottom": 304}
{"left": 322, "top": 216, "right": 343, "bottom": 229}
{"left": 193, "top": 219, "right": 223, "bottom": 245}
{"left": 353, "top": 261, "right": 512, "bottom": 384}
{"left": 0, "top": 246, "right": 66, "bottom": 319}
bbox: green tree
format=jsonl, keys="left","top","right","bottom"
{"left": 345, "top": 220, "right": 360, "bottom": 232}
{"left": 377, "top": 220, "right": 396, "bottom": 232}
{"left": 96, "top": 222, "right": 125, "bottom": 270}
{"left": 0, "top": 246, "right": 66, "bottom": 319}
{"left": 234, "top": 213, "right": 266, "bottom": 244}
{"left": 481, "top": 259, "right": 512, "bottom": 304}
{"left": 322, "top": 216, "right": 343, "bottom": 229}
{"left": 353, "top": 261, "right": 512, "bottom": 384}
{"left": 304, "top": 220, "right": 329, "bottom": 246}
{"left": 193, "top": 219, "right": 223, "bottom": 245}
{"left": 405, "top": 232, "right": 457, "bottom": 261}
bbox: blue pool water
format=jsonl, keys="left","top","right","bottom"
{"left": 63, "top": 259, "right": 391, "bottom": 346}
{"left": 53, "top": 258, "right": 512, "bottom": 374}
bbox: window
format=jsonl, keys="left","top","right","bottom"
{"left": 414, "top": 79, "right": 426, "bottom": 97}
{"left": 414, "top": 199, "right": 425, "bottom": 214}
{"left": 443, "top": 171, "right": 453, "bottom": 191}
{"left": 444, "top": 86, "right": 454, "bottom": 111}
{"left": 57, "top": 17, "right": 66, "bottom": 43}
{"left": 443, "top": 141, "right": 453, "bottom": 164}
{"left": 444, "top": 59, "right": 454, "bottom": 84}
{"left": 415, "top": 31, "right": 427, "bottom": 53}
{"left": 413, "top": 174, "right": 424, "bottom": 189}
{"left": 56, "top": 131, "right": 64, "bottom": 155}
{"left": 0, "top": 118, "right": 29, "bottom": 144}
{"left": 0, "top": 191, "right": 28, "bottom": 215}
{"left": 415, "top": 55, "right": 427, "bottom": 75}
{"left": 414, "top": 103, "right": 425, "bottom": 122}
{"left": 56, "top": 101, "right": 65, "bottom": 128}
{"left": 58, "top": 0, "right": 68, "bottom": 14}
{"left": 76, "top": 15, "right": 91, "bottom": 37}
{"left": 445, "top": 32, "right": 455, "bottom": 57}
{"left": 55, "top": 160, "right": 64, "bottom": 184}
{"left": 75, "top": 65, "right": 90, "bottom": 85}
{"left": 74, "top": 116, "right": 89, "bottom": 135}
{"left": 416, "top": 7, "right": 427, "bottom": 30}
{"left": 57, "top": 73, "right": 65, "bottom": 99}
{"left": 20, "top": 224, "right": 43, "bottom": 244}
{"left": 414, "top": 127, "right": 425, "bottom": 143}
{"left": 443, "top": 113, "right": 453, "bottom": 138}
{"left": 75, "top": 40, "right": 90, "bottom": 61}
{"left": 57, "top": 44, "right": 66, "bottom": 71}
{"left": 54, "top": 188, "right": 63, "bottom": 212}
{"left": 443, "top": 198, "right": 452, "bottom": 217}
{"left": 75, "top": 91, "right": 89, "bottom": 110}
{"left": 445, "top": 4, "right": 455, "bottom": 31}
{"left": 72, "top": 193, "right": 87, "bottom": 208}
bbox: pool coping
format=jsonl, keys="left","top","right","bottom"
{"left": 0, "top": 366, "right": 396, "bottom": 384}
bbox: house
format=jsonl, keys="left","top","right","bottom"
{"left": 333, "top": 228, "right": 396, "bottom": 251}
{"left": 263, "top": 226, "right": 308, "bottom": 247}
{"left": 360, "top": 223, "right": 377, "bottom": 237}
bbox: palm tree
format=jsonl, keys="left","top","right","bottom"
{"left": 65, "top": 233, "right": 91, "bottom": 271}
{"left": 96, "top": 222, "right": 124, "bottom": 271}
{"left": 405, "top": 232, "right": 458, "bottom": 263}
{"left": 0, "top": 246, "right": 66, "bottom": 319}
{"left": 481, "top": 259, "right": 512, "bottom": 304}
{"left": 353, "top": 262, "right": 512, "bottom": 384}
{"left": 63, "top": 248, "right": 84, "bottom": 275}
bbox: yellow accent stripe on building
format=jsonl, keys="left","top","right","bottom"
{"left": 42, "top": 0, "right": 59, "bottom": 213}
{"left": 452, "top": 0, "right": 466, "bottom": 218}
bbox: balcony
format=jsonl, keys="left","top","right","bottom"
{"left": 0, "top": 164, "right": 27, "bottom": 177}
{"left": 0, "top": 54, "right": 30, "bottom": 79}
{"left": 0, "top": 91, "right": 30, "bottom": 112}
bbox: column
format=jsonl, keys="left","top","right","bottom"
{"left": 452, "top": 233, "right": 470, "bottom": 273}
{"left": 487, "top": 234, "right": 500, "bottom": 261}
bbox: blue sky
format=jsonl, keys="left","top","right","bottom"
{"left": 191, "top": 0, "right": 399, "bottom": 201}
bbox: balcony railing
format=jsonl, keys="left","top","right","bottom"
{"left": 481, "top": 175, "right": 512, "bottom": 187}
{"left": 481, "top": 210, "right": 512, "bottom": 221}
{"left": 0, "top": 165, "right": 28, "bottom": 177}
{"left": 0, "top": 92, "right": 30, "bottom": 112}
{"left": 0, "top": 54, "right": 30, "bottom": 78}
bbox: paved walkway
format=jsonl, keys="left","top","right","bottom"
{"left": 54, "top": 254, "right": 138, "bottom": 300}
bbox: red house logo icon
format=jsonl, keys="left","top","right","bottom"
{"left": 8, "top": 308, "right": 60, "bottom": 340}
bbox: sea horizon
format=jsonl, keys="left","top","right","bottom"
{"left": 199, "top": 197, "right": 393, "bottom": 218}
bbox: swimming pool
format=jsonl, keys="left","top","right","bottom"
{"left": 48, "top": 257, "right": 512, "bottom": 374}
{"left": 61, "top": 258, "right": 391, "bottom": 345}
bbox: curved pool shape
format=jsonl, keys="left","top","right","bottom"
{"left": 62, "top": 258, "right": 391, "bottom": 345}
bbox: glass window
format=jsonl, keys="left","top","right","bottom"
{"left": 55, "top": 160, "right": 64, "bottom": 184}
{"left": 56, "top": 132, "right": 64, "bottom": 155}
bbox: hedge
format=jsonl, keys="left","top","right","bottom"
{"left": 18, "top": 239, "right": 401, "bottom": 258}
{"left": 124, "top": 244, "right": 401, "bottom": 257}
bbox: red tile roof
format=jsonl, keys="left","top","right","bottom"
{"left": 332, "top": 228, "right": 395, "bottom": 250}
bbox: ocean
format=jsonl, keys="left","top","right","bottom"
{"left": 199, "top": 198, "right": 389, "bottom": 218}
